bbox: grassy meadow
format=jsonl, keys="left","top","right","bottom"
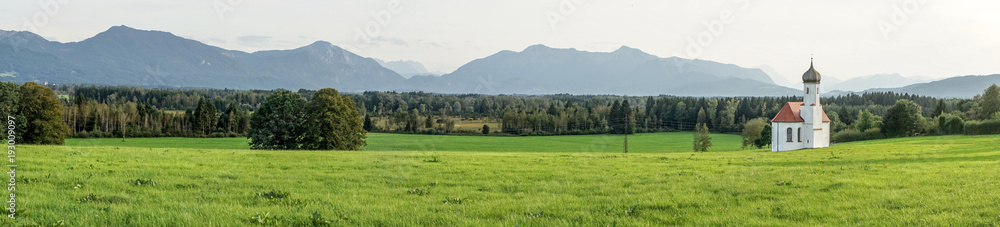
{"left": 65, "top": 132, "right": 746, "bottom": 153}
{"left": 6, "top": 133, "right": 1000, "bottom": 225}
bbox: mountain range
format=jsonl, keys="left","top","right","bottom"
{"left": 404, "top": 44, "right": 797, "bottom": 96}
{"left": 375, "top": 59, "right": 437, "bottom": 79}
{"left": 825, "top": 73, "right": 930, "bottom": 92}
{"left": 0, "top": 26, "right": 995, "bottom": 97}
{"left": 0, "top": 26, "right": 404, "bottom": 91}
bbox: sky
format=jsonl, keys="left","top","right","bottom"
{"left": 1, "top": 0, "right": 998, "bottom": 85}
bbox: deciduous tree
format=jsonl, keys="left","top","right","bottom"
{"left": 692, "top": 123, "right": 712, "bottom": 152}
{"left": 741, "top": 118, "right": 768, "bottom": 149}
{"left": 18, "top": 82, "right": 67, "bottom": 144}
{"left": 248, "top": 89, "right": 306, "bottom": 150}
{"left": 980, "top": 84, "right": 1000, "bottom": 119}
{"left": 882, "top": 99, "right": 923, "bottom": 137}
{"left": 300, "top": 88, "right": 367, "bottom": 150}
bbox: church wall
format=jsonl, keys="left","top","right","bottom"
{"left": 812, "top": 122, "right": 831, "bottom": 148}
{"left": 771, "top": 122, "right": 805, "bottom": 152}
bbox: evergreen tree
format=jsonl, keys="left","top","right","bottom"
{"left": 217, "top": 102, "right": 239, "bottom": 133}
{"left": 933, "top": 99, "right": 948, "bottom": 117}
{"left": 609, "top": 100, "right": 622, "bottom": 133}
{"left": 674, "top": 101, "right": 688, "bottom": 130}
{"left": 300, "top": 88, "right": 367, "bottom": 150}
{"left": 248, "top": 89, "right": 306, "bottom": 150}
{"left": 18, "top": 82, "right": 67, "bottom": 145}
{"left": 363, "top": 114, "right": 375, "bottom": 132}
{"left": 193, "top": 98, "right": 217, "bottom": 135}
{"left": 482, "top": 124, "right": 490, "bottom": 135}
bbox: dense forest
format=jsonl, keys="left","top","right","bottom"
{"left": 47, "top": 84, "right": 998, "bottom": 141}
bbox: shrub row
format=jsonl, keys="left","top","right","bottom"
{"left": 964, "top": 120, "right": 1000, "bottom": 135}
{"left": 831, "top": 128, "right": 885, "bottom": 143}
{"left": 69, "top": 130, "right": 244, "bottom": 138}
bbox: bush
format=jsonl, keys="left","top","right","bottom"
{"left": 882, "top": 99, "right": 923, "bottom": 138}
{"left": 964, "top": 120, "right": 1000, "bottom": 135}
{"left": 938, "top": 114, "right": 965, "bottom": 135}
{"left": 832, "top": 128, "right": 884, "bottom": 143}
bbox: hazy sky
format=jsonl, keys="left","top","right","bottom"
{"left": 1, "top": 0, "right": 998, "bottom": 84}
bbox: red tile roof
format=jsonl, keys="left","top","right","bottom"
{"left": 771, "top": 102, "right": 831, "bottom": 123}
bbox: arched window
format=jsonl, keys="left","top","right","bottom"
{"left": 786, "top": 127, "right": 793, "bottom": 142}
{"left": 806, "top": 88, "right": 809, "bottom": 94}
{"left": 797, "top": 128, "right": 802, "bottom": 142}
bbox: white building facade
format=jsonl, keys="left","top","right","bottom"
{"left": 771, "top": 60, "right": 831, "bottom": 151}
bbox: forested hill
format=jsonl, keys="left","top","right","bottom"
{"left": 3, "top": 26, "right": 795, "bottom": 96}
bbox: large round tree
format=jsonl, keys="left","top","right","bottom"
{"left": 248, "top": 89, "right": 306, "bottom": 150}
{"left": 980, "top": 84, "right": 1000, "bottom": 119}
{"left": 301, "top": 88, "right": 366, "bottom": 150}
{"left": 18, "top": 82, "right": 67, "bottom": 145}
{"left": 882, "top": 99, "right": 924, "bottom": 137}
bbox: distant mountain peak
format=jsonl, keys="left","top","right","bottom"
{"left": 613, "top": 45, "right": 639, "bottom": 52}
{"left": 108, "top": 25, "right": 137, "bottom": 31}
{"left": 308, "top": 40, "right": 333, "bottom": 47}
{"left": 523, "top": 44, "right": 552, "bottom": 52}
{"left": 99, "top": 25, "right": 153, "bottom": 36}
{"left": 90, "top": 25, "right": 177, "bottom": 41}
{"left": 0, "top": 29, "right": 44, "bottom": 40}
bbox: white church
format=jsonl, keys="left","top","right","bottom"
{"left": 771, "top": 60, "right": 831, "bottom": 151}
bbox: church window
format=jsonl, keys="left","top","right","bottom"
{"left": 806, "top": 88, "right": 809, "bottom": 94}
{"left": 786, "top": 128, "right": 793, "bottom": 142}
{"left": 797, "top": 128, "right": 802, "bottom": 142}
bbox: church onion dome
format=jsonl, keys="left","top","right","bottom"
{"left": 802, "top": 59, "right": 821, "bottom": 83}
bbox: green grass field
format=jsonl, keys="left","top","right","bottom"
{"left": 65, "top": 132, "right": 745, "bottom": 153}
{"left": 8, "top": 133, "right": 1000, "bottom": 225}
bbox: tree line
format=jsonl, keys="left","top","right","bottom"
{"left": 64, "top": 95, "right": 250, "bottom": 138}
{"left": 58, "top": 85, "right": 977, "bottom": 137}
{"left": 6, "top": 82, "right": 999, "bottom": 147}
